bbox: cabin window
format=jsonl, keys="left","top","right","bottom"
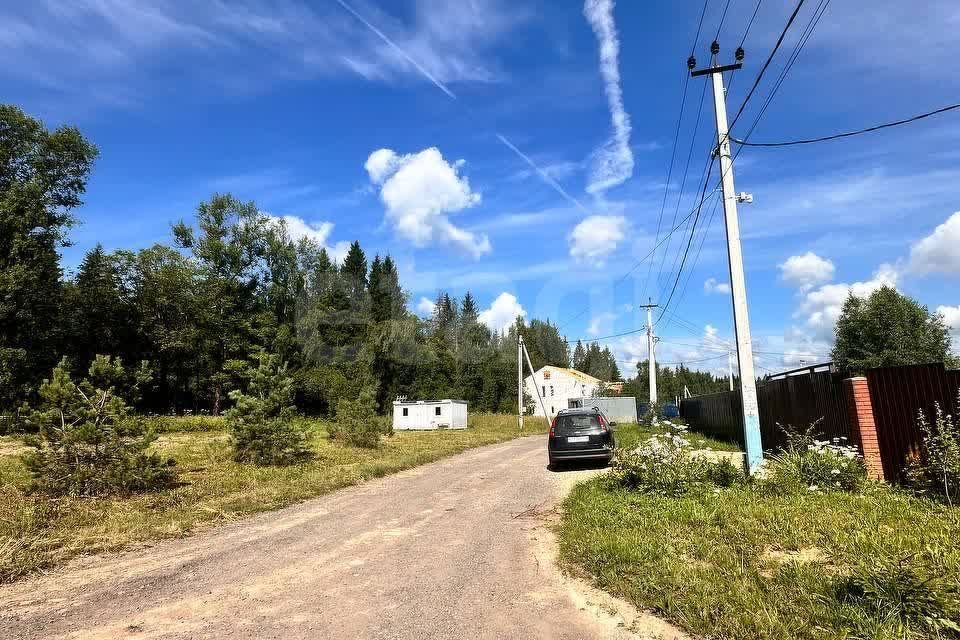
{"left": 435, "top": 406, "right": 441, "bottom": 416}
{"left": 402, "top": 408, "right": 408, "bottom": 416}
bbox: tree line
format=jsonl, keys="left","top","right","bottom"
{"left": 0, "top": 105, "right": 587, "bottom": 419}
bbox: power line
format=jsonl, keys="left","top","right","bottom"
{"left": 714, "top": 0, "right": 733, "bottom": 40}
{"left": 736, "top": 0, "right": 831, "bottom": 144}
{"left": 642, "top": 0, "right": 712, "bottom": 304}
{"left": 726, "top": 0, "right": 764, "bottom": 95}
{"left": 656, "top": 157, "right": 716, "bottom": 323}
{"left": 733, "top": 103, "right": 960, "bottom": 147}
{"left": 739, "top": 0, "right": 764, "bottom": 48}
{"left": 727, "top": 0, "right": 808, "bottom": 134}
{"left": 657, "top": 0, "right": 813, "bottom": 326}
{"left": 655, "top": 78, "right": 712, "bottom": 294}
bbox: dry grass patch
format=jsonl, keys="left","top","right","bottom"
{"left": 0, "top": 413, "right": 545, "bottom": 583}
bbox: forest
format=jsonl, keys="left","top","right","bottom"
{"left": 0, "top": 105, "right": 636, "bottom": 420}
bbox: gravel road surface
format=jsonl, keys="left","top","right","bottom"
{"left": 0, "top": 435, "right": 686, "bottom": 639}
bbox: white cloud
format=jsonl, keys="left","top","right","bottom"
{"left": 615, "top": 324, "right": 732, "bottom": 376}
{"left": 364, "top": 148, "right": 402, "bottom": 184}
{"left": 583, "top": 0, "right": 634, "bottom": 194}
{"left": 365, "top": 147, "right": 491, "bottom": 258}
{"left": 909, "top": 211, "right": 960, "bottom": 275}
{"left": 2, "top": 1, "right": 524, "bottom": 109}
{"left": 937, "top": 305, "right": 960, "bottom": 345}
{"left": 779, "top": 252, "right": 836, "bottom": 292}
{"left": 587, "top": 312, "right": 617, "bottom": 336}
{"left": 265, "top": 214, "right": 350, "bottom": 263}
{"left": 415, "top": 296, "right": 436, "bottom": 316}
{"left": 569, "top": 215, "right": 627, "bottom": 267}
{"left": 796, "top": 264, "right": 899, "bottom": 338}
{"left": 478, "top": 292, "right": 526, "bottom": 333}
{"left": 703, "top": 278, "right": 731, "bottom": 295}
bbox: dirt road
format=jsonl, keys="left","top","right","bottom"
{"left": 0, "top": 436, "right": 685, "bottom": 639}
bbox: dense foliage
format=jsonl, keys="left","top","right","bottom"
{"left": 832, "top": 285, "right": 955, "bottom": 374}
{"left": 22, "top": 356, "right": 175, "bottom": 496}
{"left": 621, "top": 359, "right": 731, "bottom": 402}
{"left": 0, "top": 105, "right": 98, "bottom": 407}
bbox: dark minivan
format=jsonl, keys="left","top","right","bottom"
{"left": 547, "top": 407, "right": 615, "bottom": 467}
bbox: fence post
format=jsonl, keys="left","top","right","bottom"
{"left": 844, "top": 377, "right": 885, "bottom": 481}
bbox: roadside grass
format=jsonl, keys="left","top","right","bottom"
{"left": 0, "top": 413, "right": 545, "bottom": 584}
{"left": 558, "top": 463, "right": 960, "bottom": 639}
{"left": 624, "top": 419, "right": 742, "bottom": 453}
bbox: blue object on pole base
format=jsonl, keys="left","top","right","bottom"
{"left": 744, "top": 413, "right": 764, "bottom": 474}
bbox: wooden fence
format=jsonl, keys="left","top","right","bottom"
{"left": 866, "top": 363, "right": 960, "bottom": 481}
{"left": 680, "top": 363, "right": 851, "bottom": 450}
{"left": 680, "top": 361, "right": 960, "bottom": 481}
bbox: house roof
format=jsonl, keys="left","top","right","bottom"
{"left": 531, "top": 365, "right": 604, "bottom": 385}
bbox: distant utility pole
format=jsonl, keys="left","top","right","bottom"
{"left": 518, "top": 335, "right": 524, "bottom": 431}
{"left": 518, "top": 334, "right": 549, "bottom": 427}
{"left": 728, "top": 349, "right": 734, "bottom": 391}
{"left": 691, "top": 41, "right": 763, "bottom": 474}
{"left": 639, "top": 301, "right": 659, "bottom": 407}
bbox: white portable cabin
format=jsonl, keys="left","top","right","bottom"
{"left": 392, "top": 399, "right": 468, "bottom": 430}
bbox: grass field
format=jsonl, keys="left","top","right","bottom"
{"left": 558, "top": 424, "right": 960, "bottom": 640}
{"left": 0, "top": 413, "right": 546, "bottom": 584}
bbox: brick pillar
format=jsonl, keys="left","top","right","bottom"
{"left": 844, "top": 377, "right": 885, "bottom": 481}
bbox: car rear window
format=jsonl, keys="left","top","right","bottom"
{"left": 554, "top": 414, "right": 601, "bottom": 435}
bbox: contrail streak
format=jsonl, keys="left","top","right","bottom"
{"left": 335, "top": 0, "right": 591, "bottom": 213}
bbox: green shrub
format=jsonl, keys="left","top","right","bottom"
{"left": 607, "top": 422, "right": 744, "bottom": 496}
{"left": 334, "top": 390, "right": 386, "bottom": 449}
{"left": 763, "top": 422, "right": 867, "bottom": 495}
{"left": 21, "top": 356, "right": 175, "bottom": 496}
{"left": 834, "top": 553, "right": 960, "bottom": 637}
{"left": 705, "top": 456, "right": 743, "bottom": 488}
{"left": 143, "top": 415, "right": 225, "bottom": 433}
{"left": 904, "top": 393, "right": 960, "bottom": 505}
{"left": 225, "top": 354, "right": 311, "bottom": 465}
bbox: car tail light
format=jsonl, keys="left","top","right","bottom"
{"left": 597, "top": 414, "right": 608, "bottom": 432}
{"left": 549, "top": 417, "right": 557, "bottom": 438}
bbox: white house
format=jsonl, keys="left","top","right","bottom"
{"left": 523, "top": 366, "right": 604, "bottom": 419}
{"left": 392, "top": 399, "right": 468, "bottom": 430}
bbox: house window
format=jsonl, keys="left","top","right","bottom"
{"left": 544, "top": 370, "right": 551, "bottom": 380}
{"left": 402, "top": 407, "right": 408, "bottom": 417}
{"left": 550, "top": 385, "right": 554, "bottom": 396}
{"left": 551, "top": 406, "right": 555, "bottom": 414}
{"left": 435, "top": 406, "right": 442, "bottom": 416}
{"left": 542, "top": 385, "right": 546, "bottom": 397}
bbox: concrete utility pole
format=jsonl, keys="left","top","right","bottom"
{"left": 728, "top": 349, "right": 734, "bottom": 391}
{"left": 521, "top": 338, "right": 550, "bottom": 422}
{"left": 639, "top": 301, "right": 659, "bottom": 407}
{"left": 517, "top": 335, "right": 524, "bottom": 431}
{"left": 692, "top": 42, "right": 764, "bottom": 474}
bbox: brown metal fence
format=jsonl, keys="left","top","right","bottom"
{"left": 680, "top": 364, "right": 851, "bottom": 450}
{"left": 865, "top": 363, "right": 960, "bottom": 481}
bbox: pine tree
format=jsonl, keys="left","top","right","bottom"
{"left": 572, "top": 340, "right": 586, "bottom": 371}
{"left": 23, "top": 356, "right": 174, "bottom": 496}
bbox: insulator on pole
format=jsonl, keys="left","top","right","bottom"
{"left": 710, "top": 40, "right": 720, "bottom": 55}
{"left": 687, "top": 55, "right": 697, "bottom": 70}
{"left": 735, "top": 46, "right": 745, "bottom": 61}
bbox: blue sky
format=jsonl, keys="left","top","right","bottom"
{"left": 4, "top": 0, "right": 960, "bottom": 376}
